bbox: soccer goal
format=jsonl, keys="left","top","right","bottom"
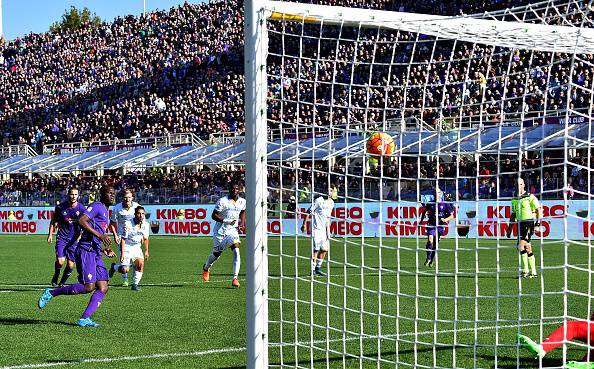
{"left": 245, "top": 0, "right": 594, "bottom": 367}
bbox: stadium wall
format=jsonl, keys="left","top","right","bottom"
{"left": 0, "top": 201, "right": 591, "bottom": 239}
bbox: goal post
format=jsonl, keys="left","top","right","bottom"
{"left": 245, "top": 0, "right": 269, "bottom": 368}
{"left": 245, "top": 0, "right": 594, "bottom": 368}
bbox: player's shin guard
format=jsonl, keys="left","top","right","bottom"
{"left": 50, "top": 283, "right": 86, "bottom": 296}
{"left": 133, "top": 271, "right": 143, "bottom": 285}
{"left": 232, "top": 248, "right": 240, "bottom": 279}
{"left": 81, "top": 290, "right": 106, "bottom": 319}
{"left": 52, "top": 261, "right": 62, "bottom": 285}
{"left": 520, "top": 250, "right": 529, "bottom": 275}
{"left": 527, "top": 253, "right": 537, "bottom": 275}
{"left": 425, "top": 241, "right": 435, "bottom": 263}
{"left": 204, "top": 251, "right": 221, "bottom": 271}
{"left": 316, "top": 258, "right": 324, "bottom": 269}
{"left": 59, "top": 264, "right": 74, "bottom": 285}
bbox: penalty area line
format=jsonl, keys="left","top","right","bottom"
{"left": 0, "top": 320, "right": 562, "bottom": 369}
{"left": 0, "top": 347, "right": 246, "bottom": 369}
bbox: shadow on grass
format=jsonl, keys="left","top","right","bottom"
{"left": 0, "top": 317, "right": 78, "bottom": 327}
{"left": 220, "top": 346, "right": 458, "bottom": 369}
{"left": 476, "top": 353, "right": 561, "bottom": 368}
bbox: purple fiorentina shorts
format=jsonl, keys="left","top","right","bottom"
{"left": 75, "top": 244, "right": 109, "bottom": 284}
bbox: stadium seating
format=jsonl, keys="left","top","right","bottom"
{"left": 0, "top": 0, "right": 592, "bottom": 204}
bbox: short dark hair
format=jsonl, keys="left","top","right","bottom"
{"left": 135, "top": 206, "right": 145, "bottom": 213}
{"left": 68, "top": 186, "right": 79, "bottom": 193}
{"left": 100, "top": 185, "right": 113, "bottom": 196}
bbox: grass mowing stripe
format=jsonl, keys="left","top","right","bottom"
{"left": 0, "top": 320, "right": 561, "bottom": 369}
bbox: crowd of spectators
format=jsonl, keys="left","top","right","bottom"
{"left": 1, "top": 0, "right": 592, "bottom": 151}
{"left": 1, "top": 1, "right": 244, "bottom": 152}
{"left": 0, "top": 168, "right": 245, "bottom": 206}
{"left": 0, "top": 0, "right": 592, "bottom": 206}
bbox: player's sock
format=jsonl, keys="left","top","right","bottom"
{"left": 520, "top": 250, "right": 529, "bottom": 274}
{"left": 81, "top": 290, "right": 106, "bottom": 319}
{"left": 311, "top": 258, "right": 317, "bottom": 272}
{"left": 232, "top": 248, "right": 241, "bottom": 279}
{"left": 316, "top": 258, "right": 324, "bottom": 269}
{"left": 58, "top": 264, "right": 74, "bottom": 285}
{"left": 425, "top": 241, "right": 435, "bottom": 262}
{"left": 122, "top": 273, "right": 128, "bottom": 282}
{"left": 50, "top": 283, "right": 86, "bottom": 297}
{"left": 204, "top": 252, "right": 220, "bottom": 270}
{"left": 542, "top": 321, "right": 587, "bottom": 352}
{"left": 133, "top": 271, "right": 143, "bottom": 285}
{"left": 528, "top": 253, "right": 537, "bottom": 275}
{"left": 51, "top": 261, "right": 62, "bottom": 285}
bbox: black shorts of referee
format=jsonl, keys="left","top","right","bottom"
{"left": 518, "top": 220, "right": 535, "bottom": 242}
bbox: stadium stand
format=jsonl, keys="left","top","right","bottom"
{"left": 0, "top": 0, "right": 592, "bottom": 204}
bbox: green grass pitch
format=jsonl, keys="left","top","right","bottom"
{"left": 0, "top": 234, "right": 591, "bottom": 368}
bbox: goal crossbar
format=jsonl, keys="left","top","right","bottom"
{"left": 265, "top": 0, "right": 594, "bottom": 54}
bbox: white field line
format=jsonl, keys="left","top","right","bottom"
{"left": 0, "top": 321, "right": 562, "bottom": 369}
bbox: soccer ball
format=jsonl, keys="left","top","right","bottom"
{"left": 366, "top": 132, "right": 395, "bottom": 156}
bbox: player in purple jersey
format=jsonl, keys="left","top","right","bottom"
{"left": 38, "top": 186, "right": 116, "bottom": 328}
{"left": 47, "top": 187, "right": 86, "bottom": 287}
{"left": 419, "top": 188, "right": 455, "bottom": 267}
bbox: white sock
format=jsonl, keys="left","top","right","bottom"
{"left": 316, "top": 258, "right": 324, "bottom": 268}
{"left": 232, "top": 248, "right": 240, "bottom": 279}
{"left": 311, "top": 259, "right": 317, "bottom": 271}
{"left": 122, "top": 272, "right": 128, "bottom": 281}
{"left": 133, "top": 271, "right": 143, "bottom": 285}
{"left": 205, "top": 253, "right": 219, "bottom": 270}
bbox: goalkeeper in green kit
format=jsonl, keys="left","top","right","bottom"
{"left": 505, "top": 177, "right": 543, "bottom": 278}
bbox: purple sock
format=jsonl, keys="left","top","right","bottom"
{"left": 51, "top": 262, "right": 61, "bottom": 283}
{"left": 426, "top": 241, "right": 435, "bottom": 261}
{"left": 50, "top": 283, "right": 87, "bottom": 297}
{"left": 81, "top": 290, "right": 106, "bottom": 319}
{"left": 59, "top": 265, "right": 74, "bottom": 285}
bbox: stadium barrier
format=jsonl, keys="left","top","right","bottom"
{"left": 0, "top": 200, "right": 590, "bottom": 239}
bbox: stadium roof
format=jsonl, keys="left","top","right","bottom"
{"left": 0, "top": 124, "right": 591, "bottom": 174}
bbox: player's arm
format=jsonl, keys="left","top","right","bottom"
{"left": 301, "top": 198, "right": 320, "bottom": 232}
{"left": 418, "top": 207, "right": 427, "bottom": 229}
{"left": 301, "top": 208, "right": 312, "bottom": 233}
{"left": 531, "top": 195, "right": 543, "bottom": 226}
{"left": 212, "top": 209, "right": 236, "bottom": 225}
{"left": 47, "top": 211, "right": 59, "bottom": 244}
{"left": 109, "top": 222, "right": 121, "bottom": 244}
{"left": 78, "top": 213, "right": 112, "bottom": 249}
{"left": 143, "top": 237, "right": 149, "bottom": 260}
{"left": 109, "top": 207, "right": 120, "bottom": 244}
{"left": 143, "top": 224, "right": 150, "bottom": 260}
{"left": 119, "top": 237, "right": 126, "bottom": 264}
{"left": 441, "top": 206, "right": 455, "bottom": 224}
{"left": 238, "top": 209, "right": 246, "bottom": 233}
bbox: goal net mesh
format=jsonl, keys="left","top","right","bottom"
{"left": 255, "top": 0, "right": 594, "bottom": 367}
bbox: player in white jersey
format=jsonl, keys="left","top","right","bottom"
{"left": 109, "top": 206, "right": 149, "bottom": 291}
{"left": 108, "top": 189, "right": 139, "bottom": 286}
{"left": 202, "top": 182, "right": 246, "bottom": 288}
{"left": 301, "top": 184, "right": 336, "bottom": 276}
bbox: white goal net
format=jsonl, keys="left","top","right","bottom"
{"left": 245, "top": 0, "right": 594, "bottom": 368}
